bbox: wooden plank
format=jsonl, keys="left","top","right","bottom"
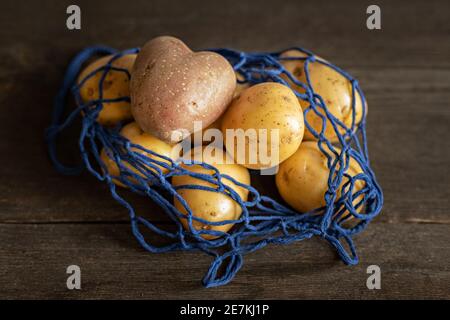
{"left": 0, "top": 222, "right": 448, "bottom": 299}
{"left": 0, "top": 0, "right": 449, "bottom": 70}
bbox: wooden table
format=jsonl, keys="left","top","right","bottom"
{"left": 0, "top": 0, "right": 449, "bottom": 299}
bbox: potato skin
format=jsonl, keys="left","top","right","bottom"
{"left": 172, "top": 147, "right": 250, "bottom": 239}
{"left": 221, "top": 82, "right": 304, "bottom": 170}
{"left": 130, "top": 36, "right": 236, "bottom": 144}
{"left": 280, "top": 50, "right": 365, "bottom": 141}
{"left": 190, "top": 115, "right": 223, "bottom": 146}
{"left": 100, "top": 122, "right": 174, "bottom": 187}
{"left": 275, "top": 141, "right": 365, "bottom": 215}
{"left": 78, "top": 54, "right": 136, "bottom": 125}
{"left": 190, "top": 72, "right": 250, "bottom": 145}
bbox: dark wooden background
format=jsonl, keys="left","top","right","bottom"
{"left": 0, "top": 0, "right": 449, "bottom": 299}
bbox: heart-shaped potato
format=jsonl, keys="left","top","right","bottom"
{"left": 130, "top": 36, "right": 236, "bottom": 143}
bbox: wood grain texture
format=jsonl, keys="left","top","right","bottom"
{"left": 0, "top": 0, "right": 449, "bottom": 299}
{"left": 0, "top": 222, "right": 448, "bottom": 299}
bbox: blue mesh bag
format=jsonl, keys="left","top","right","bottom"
{"left": 46, "top": 45, "right": 383, "bottom": 288}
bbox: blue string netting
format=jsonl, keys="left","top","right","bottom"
{"left": 46, "top": 45, "right": 383, "bottom": 288}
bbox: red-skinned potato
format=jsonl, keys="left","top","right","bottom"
{"left": 189, "top": 72, "right": 250, "bottom": 145}
{"left": 130, "top": 36, "right": 236, "bottom": 144}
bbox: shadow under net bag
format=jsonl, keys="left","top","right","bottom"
{"left": 46, "top": 45, "right": 383, "bottom": 288}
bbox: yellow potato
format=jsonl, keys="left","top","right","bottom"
{"left": 100, "top": 122, "right": 174, "bottom": 187}
{"left": 100, "top": 148, "right": 126, "bottom": 187}
{"left": 275, "top": 141, "right": 365, "bottom": 216}
{"left": 221, "top": 82, "right": 304, "bottom": 170}
{"left": 78, "top": 54, "right": 137, "bottom": 125}
{"left": 280, "top": 50, "right": 365, "bottom": 141}
{"left": 172, "top": 147, "right": 250, "bottom": 239}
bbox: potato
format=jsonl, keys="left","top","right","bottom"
{"left": 280, "top": 50, "right": 365, "bottom": 141}
{"left": 190, "top": 72, "right": 250, "bottom": 145}
{"left": 275, "top": 141, "right": 365, "bottom": 216}
{"left": 130, "top": 36, "right": 236, "bottom": 144}
{"left": 100, "top": 148, "right": 126, "bottom": 187}
{"left": 190, "top": 115, "right": 224, "bottom": 146}
{"left": 100, "top": 122, "right": 174, "bottom": 187}
{"left": 221, "top": 82, "right": 304, "bottom": 170}
{"left": 172, "top": 147, "right": 250, "bottom": 239}
{"left": 78, "top": 54, "right": 136, "bottom": 125}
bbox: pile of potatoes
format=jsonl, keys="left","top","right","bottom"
{"left": 77, "top": 36, "right": 366, "bottom": 239}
